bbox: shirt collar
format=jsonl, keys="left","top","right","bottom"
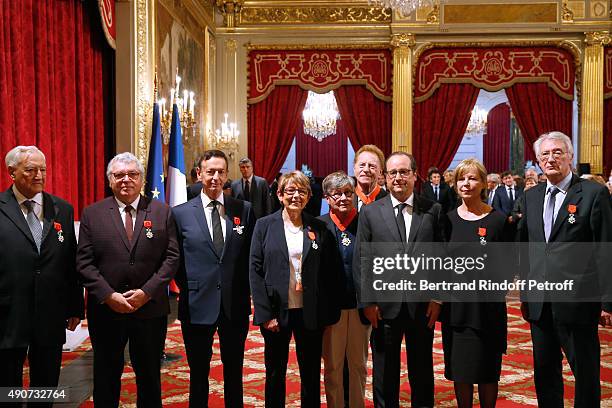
{"left": 390, "top": 193, "right": 414, "bottom": 208}
{"left": 12, "top": 185, "right": 43, "bottom": 206}
{"left": 201, "top": 190, "right": 224, "bottom": 208}
{"left": 546, "top": 171, "right": 573, "bottom": 194}
{"left": 243, "top": 175, "right": 253, "bottom": 184}
{"left": 115, "top": 195, "right": 140, "bottom": 211}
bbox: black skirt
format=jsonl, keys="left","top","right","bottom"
{"left": 442, "top": 325, "right": 503, "bottom": 383}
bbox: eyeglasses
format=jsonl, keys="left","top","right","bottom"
{"left": 386, "top": 169, "right": 413, "bottom": 178}
{"left": 328, "top": 190, "right": 354, "bottom": 200}
{"left": 538, "top": 149, "right": 566, "bottom": 161}
{"left": 112, "top": 171, "right": 141, "bottom": 180}
{"left": 283, "top": 188, "right": 308, "bottom": 197}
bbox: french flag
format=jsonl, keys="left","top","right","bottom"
{"left": 166, "top": 103, "right": 187, "bottom": 207}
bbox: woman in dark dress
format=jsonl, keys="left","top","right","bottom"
{"left": 442, "top": 158, "right": 510, "bottom": 408}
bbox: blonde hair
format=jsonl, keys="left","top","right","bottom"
{"left": 454, "top": 158, "right": 488, "bottom": 201}
{"left": 277, "top": 171, "right": 312, "bottom": 197}
{"left": 353, "top": 144, "right": 385, "bottom": 170}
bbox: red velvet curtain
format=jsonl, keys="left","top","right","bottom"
{"left": 248, "top": 86, "right": 308, "bottom": 182}
{"left": 412, "top": 83, "right": 479, "bottom": 176}
{"left": 483, "top": 103, "right": 511, "bottom": 173}
{"left": 334, "top": 85, "right": 392, "bottom": 156}
{"left": 505, "top": 83, "right": 573, "bottom": 163}
{"left": 295, "top": 119, "right": 348, "bottom": 178}
{"left": 0, "top": 0, "right": 112, "bottom": 218}
{"left": 605, "top": 97, "right": 612, "bottom": 177}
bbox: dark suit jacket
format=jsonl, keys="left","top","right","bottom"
{"left": 353, "top": 193, "right": 444, "bottom": 319}
{"left": 250, "top": 210, "right": 342, "bottom": 330}
{"left": 172, "top": 195, "right": 255, "bottom": 325}
{"left": 518, "top": 175, "right": 612, "bottom": 323}
{"left": 318, "top": 213, "right": 369, "bottom": 325}
{"left": 186, "top": 182, "right": 203, "bottom": 200}
{"left": 232, "top": 175, "right": 271, "bottom": 219}
{"left": 77, "top": 196, "right": 180, "bottom": 320}
{"left": 493, "top": 185, "right": 524, "bottom": 216}
{"left": 421, "top": 181, "right": 455, "bottom": 213}
{"left": 0, "top": 188, "right": 83, "bottom": 348}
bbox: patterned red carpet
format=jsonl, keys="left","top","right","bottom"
{"left": 73, "top": 301, "right": 610, "bottom": 407}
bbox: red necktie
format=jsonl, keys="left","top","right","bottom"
{"left": 125, "top": 205, "right": 134, "bottom": 241}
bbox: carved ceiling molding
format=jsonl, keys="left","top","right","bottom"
{"left": 239, "top": 6, "right": 391, "bottom": 25}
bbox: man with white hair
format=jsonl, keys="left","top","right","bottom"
{"left": 77, "top": 152, "right": 180, "bottom": 407}
{"left": 0, "top": 146, "right": 83, "bottom": 398}
{"left": 519, "top": 131, "right": 612, "bottom": 407}
{"left": 486, "top": 173, "right": 501, "bottom": 206}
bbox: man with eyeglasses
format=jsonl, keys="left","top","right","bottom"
{"left": 172, "top": 150, "right": 255, "bottom": 407}
{"left": 0, "top": 146, "right": 83, "bottom": 404}
{"left": 518, "top": 131, "right": 612, "bottom": 407}
{"left": 77, "top": 152, "right": 180, "bottom": 407}
{"left": 354, "top": 152, "right": 444, "bottom": 407}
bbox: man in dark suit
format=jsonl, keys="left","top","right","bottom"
{"left": 173, "top": 149, "right": 255, "bottom": 407}
{"left": 354, "top": 152, "right": 444, "bottom": 408}
{"left": 0, "top": 146, "right": 83, "bottom": 403}
{"left": 519, "top": 131, "right": 612, "bottom": 407}
{"left": 231, "top": 157, "right": 271, "bottom": 219}
{"left": 77, "top": 152, "right": 180, "bottom": 408}
{"left": 492, "top": 171, "right": 523, "bottom": 222}
{"left": 421, "top": 166, "right": 455, "bottom": 213}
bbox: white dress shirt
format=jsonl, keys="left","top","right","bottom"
{"left": 13, "top": 185, "right": 43, "bottom": 228}
{"left": 201, "top": 191, "right": 227, "bottom": 240}
{"left": 285, "top": 223, "right": 304, "bottom": 309}
{"left": 115, "top": 196, "right": 140, "bottom": 231}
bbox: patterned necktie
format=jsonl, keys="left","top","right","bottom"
{"left": 24, "top": 200, "right": 43, "bottom": 252}
{"left": 395, "top": 203, "right": 407, "bottom": 243}
{"left": 544, "top": 186, "right": 560, "bottom": 242}
{"left": 209, "top": 200, "right": 224, "bottom": 255}
{"left": 244, "top": 180, "right": 250, "bottom": 201}
{"left": 124, "top": 205, "right": 134, "bottom": 242}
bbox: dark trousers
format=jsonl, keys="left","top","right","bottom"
{"left": 377, "top": 304, "right": 435, "bottom": 408}
{"left": 370, "top": 326, "right": 386, "bottom": 408}
{"left": 0, "top": 345, "right": 62, "bottom": 408}
{"left": 181, "top": 310, "right": 249, "bottom": 407}
{"left": 88, "top": 315, "right": 166, "bottom": 408}
{"left": 261, "top": 309, "right": 323, "bottom": 408}
{"left": 530, "top": 303, "right": 600, "bottom": 407}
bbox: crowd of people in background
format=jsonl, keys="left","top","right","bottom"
{"left": 2, "top": 130, "right": 611, "bottom": 408}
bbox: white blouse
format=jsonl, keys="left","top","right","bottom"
{"left": 284, "top": 222, "right": 304, "bottom": 309}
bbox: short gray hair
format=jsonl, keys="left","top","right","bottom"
{"left": 5, "top": 146, "right": 46, "bottom": 169}
{"left": 322, "top": 171, "right": 355, "bottom": 195}
{"left": 238, "top": 157, "right": 252, "bottom": 166}
{"left": 106, "top": 152, "right": 145, "bottom": 181}
{"left": 487, "top": 173, "right": 501, "bottom": 184}
{"left": 533, "top": 131, "right": 574, "bottom": 159}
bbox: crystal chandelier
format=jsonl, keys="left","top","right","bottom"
{"left": 466, "top": 106, "right": 488, "bottom": 135}
{"left": 302, "top": 91, "right": 340, "bottom": 142}
{"left": 368, "top": 0, "right": 435, "bottom": 16}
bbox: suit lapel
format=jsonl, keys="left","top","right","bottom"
{"left": 549, "top": 177, "right": 583, "bottom": 242}
{"left": 380, "top": 196, "right": 403, "bottom": 242}
{"left": 222, "top": 197, "right": 237, "bottom": 259}
{"left": 109, "top": 198, "right": 131, "bottom": 251}
{"left": 40, "top": 192, "right": 58, "bottom": 243}
{"left": 531, "top": 184, "right": 547, "bottom": 242}
{"left": 408, "top": 201, "right": 423, "bottom": 243}
{"left": 272, "top": 212, "right": 290, "bottom": 264}
{"left": 131, "top": 196, "right": 150, "bottom": 249}
{"left": 192, "top": 198, "right": 218, "bottom": 257}
{"left": 0, "top": 188, "right": 36, "bottom": 246}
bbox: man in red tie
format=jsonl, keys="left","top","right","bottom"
{"left": 77, "top": 152, "right": 179, "bottom": 407}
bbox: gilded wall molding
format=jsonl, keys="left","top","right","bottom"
{"left": 585, "top": 30, "right": 612, "bottom": 45}
{"left": 246, "top": 43, "right": 391, "bottom": 50}
{"left": 136, "top": 0, "right": 150, "bottom": 166}
{"left": 562, "top": 1, "right": 574, "bottom": 22}
{"left": 391, "top": 33, "right": 416, "bottom": 48}
{"left": 239, "top": 6, "right": 391, "bottom": 25}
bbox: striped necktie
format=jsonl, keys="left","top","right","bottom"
{"left": 24, "top": 200, "right": 43, "bottom": 252}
